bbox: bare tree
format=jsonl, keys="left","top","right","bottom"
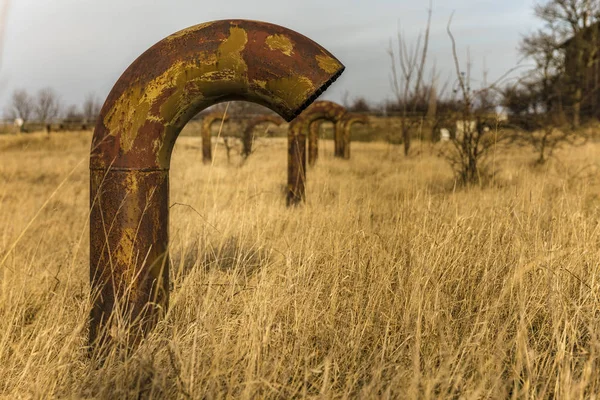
{"left": 520, "top": 30, "right": 565, "bottom": 117}
{"left": 508, "top": 13, "right": 589, "bottom": 164}
{"left": 64, "top": 104, "right": 83, "bottom": 121}
{"left": 348, "top": 96, "right": 371, "bottom": 112}
{"left": 525, "top": 123, "right": 583, "bottom": 164}
{"left": 442, "top": 16, "right": 507, "bottom": 186}
{"left": 388, "top": 0, "right": 432, "bottom": 155}
{"left": 34, "top": 87, "right": 61, "bottom": 124}
{"left": 503, "top": 82, "right": 584, "bottom": 164}
{"left": 7, "top": 89, "right": 34, "bottom": 130}
{"left": 426, "top": 73, "right": 438, "bottom": 123}
{"left": 83, "top": 92, "right": 101, "bottom": 124}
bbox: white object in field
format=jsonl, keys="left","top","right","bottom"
{"left": 14, "top": 118, "right": 23, "bottom": 128}
{"left": 456, "top": 119, "right": 476, "bottom": 133}
{"left": 440, "top": 128, "right": 450, "bottom": 141}
{"left": 455, "top": 119, "right": 477, "bottom": 141}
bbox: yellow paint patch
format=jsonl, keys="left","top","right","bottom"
{"left": 218, "top": 26, "right": 248, "bottom": 72}
{"left": 267, "top": 76, "right": 315, "bottom": 110}
{"left": 165, "top": 21, "right": 215, "bottom": 41}
{"left": 265, "top": 34, "right": 294, "bottom": 56}
{"left": 103, "top": 26, "right": 250, "bottom": 161}
{"left": 114, "top": 227, "right": 136, "bottom": 267}
{"left": 147, "top": 115, "right": 162, "bottom": 123}
{"left": 125, "top": 173, "right": 139, "bottom": 193}
{"left": 253, "top": 79, "right": 267, "bottom": 89}
{"left": 152, "top": 138, "right": 162, "bottom": 154}
{"left": 103, "top": 60, "right": 191, "bottom": 153}
{"left": 316, "top": 54, "right": 342, "bottom": 74}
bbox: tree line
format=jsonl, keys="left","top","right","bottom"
{"left": 356, "top": 0, "right": 598, "bottom": 184}
{"left": 5, "top": 88, "right": 101, "bottom": 130}
{"left": 347, "top": 0, "right": 600, "bottom": 131}
{"left": 4, "top": 0, "right": 595, "bottom": 185}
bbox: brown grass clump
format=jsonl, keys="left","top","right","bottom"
{"left": 1, "top": 131, "right": 600, "bottom": 398}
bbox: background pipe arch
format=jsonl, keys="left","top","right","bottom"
{"left": 303, "top": 101, "right": 346, "bottom": 165}
{"left": 338, "top": 113, "right": 369, "bottom": 159}
{"left": 287, "top": 101, "right": 346, "bottom": 206}
{"left": 89, "top": 19, "right": 344, "bottom": 350}
{"left": 242, "top": 114, "right": 283, "bottom": 158}
{"left": 201, "top": 112, "right": 229, "bottom": 164}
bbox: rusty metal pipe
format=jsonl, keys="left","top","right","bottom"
{"left": 338, "top": 113, "right": 369, "bottom": 159}
{"left": 89, "top": 19, "right": 344, "bottom": 350}
{"left": 202, "top": 113, "right": 229, "bottom": 164}
{"left": 304, "top": 101, "right": 346, "bottom": 164}
{"left": 287, "top": 101, "right": 346, "bottom": 205}
{"left": 242, "top": 115, "right": 283, "bottom": 158}
{"left": 287, "top": 118, "right": 307, "bottom": 206}
{"left": 308, "top": 120, "right": 321, "bottom": 166}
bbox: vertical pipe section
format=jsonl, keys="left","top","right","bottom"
{"left": 307, "top": 120, "right": 321, "bottom": 166}
{"left": 287, "top": 118, "right": 306, "bottom": 206}
{"left": 90, "top": 19, "right": 344, "bottom": 350}
{"left": 89, "top": 169, "right": 169, "bottom": 347}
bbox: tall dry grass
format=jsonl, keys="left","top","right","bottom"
{"left": 1, "top": 131, "right": 600, "bottom": 398}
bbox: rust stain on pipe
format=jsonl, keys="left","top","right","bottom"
{"left": 242, "top": 114, "right": 282, "bottom": 158}
{"left": 338, "top": 113, "right": 369, "bottom": 159}
{"left": 89, "top": 19, "right": 344, "bottom": 351}
{"left": 287, "top": 101, "right": 346, "bottom": 206}
{"left": 202, "top": 113, "right": 229, "bottom": 164}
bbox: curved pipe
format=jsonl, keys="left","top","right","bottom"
{"left": 201, "top": 113, "right": 229, "bottom": 164}
{"left": 287, "top": 101, "right": 346, "bottom": 205}
{"left": 89, "top": 19, "right": 344, "bottom": 349}
{"left": 338, "top": 113, "right": 369, "bottom": 159}
{"left": 242, "top": 114, "right": 283, "bottom": 158}
{"left": 305, "top": 101, "right": 347, "bottom": 164}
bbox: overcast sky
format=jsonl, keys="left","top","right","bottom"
{"left": 1, "top": 0, "right": 542, "bottom": 115}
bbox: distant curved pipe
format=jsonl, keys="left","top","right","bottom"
{"left": 287, "top": 101, "right": 346, "bottom": 205}
{"left": 201, "top": 113, "right": 229, "bottom": 164}
{"left": 89, "top": 19, "right": 344, "bottom": 349}
{"left": 242, "top": 114, "right": 283, "bottom": 158}
{"left": 338, "top": 113, "right": 369, "bottom": 159}
{"left": 304, "top": 101, "right": 347, "bottom": 165}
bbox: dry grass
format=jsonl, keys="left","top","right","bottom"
{"left": 2, "top": 130, "right": 600, "bottom": 398}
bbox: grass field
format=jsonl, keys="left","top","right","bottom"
{"left": 2, "top": 130, "right": 600, "bottom": 398}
